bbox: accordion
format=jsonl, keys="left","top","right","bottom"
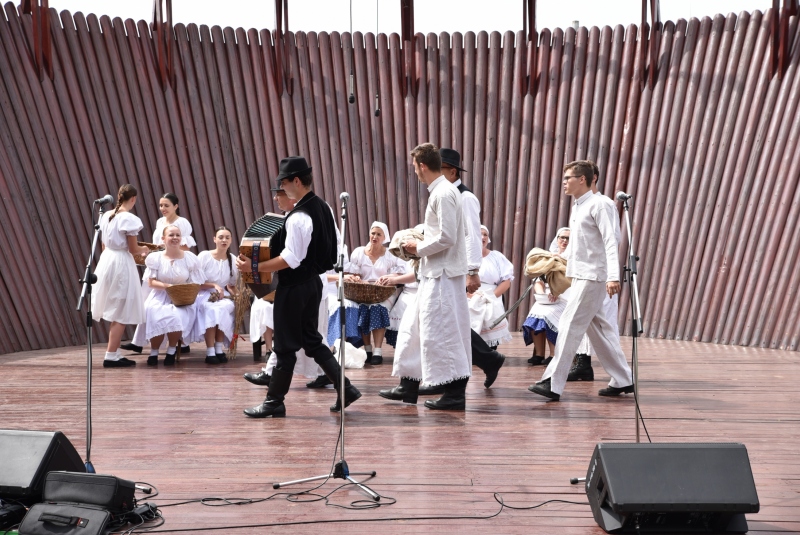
{"left": 240, "top": 212, "right": 284, "bottom": 298}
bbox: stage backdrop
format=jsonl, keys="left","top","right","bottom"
{"left": 0, "top": 4, "right": 798, "bottom": 355}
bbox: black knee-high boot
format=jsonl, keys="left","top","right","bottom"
{"left": 243, "top": 367, "right": 293, "bottom": 418}
{"left": 379, "top": 378, "right": 421, "bottom": 404}
{"left": 252, "top": 340, "right": 263, "bottom": 362}
{"left": 317, "top": 358, "right": 362, "bottom": 412}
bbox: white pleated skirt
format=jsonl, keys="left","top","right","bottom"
{"left": 91, "top": 248, "right": 145, "bottom": 325}
{"left": 144, "top": 289, "right": 198, "bottom": 342}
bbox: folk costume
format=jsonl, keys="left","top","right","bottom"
{"left": 469, "top": 244, "right": 514, "bottom": 347}
{"left": 93, "top": 210, "right": 146, "bottom": 328}
{"left": 129, "top": 216, "right": 196, "bottom": 350}
{"left": 389, "top": 175, "right": 472, "bottom": 410}
{"left": 196, "top": 251, "right": 239, "bottom": 349}
{"left": 531, "top": 190, "right": 633, "bottom": 400}
{"left": 243, "top": 156, "right": 360, "bottom": 418}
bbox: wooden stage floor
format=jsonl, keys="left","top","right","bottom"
{"left": 2, "top": 334, "right": 799, "bottom": 534}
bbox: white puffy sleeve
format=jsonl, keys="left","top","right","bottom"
{"left": 493, "top": 251, "right": 514, "bottom": 282}
{"left": 118, "top": 213, "right": 144, "bottom": 236}
{"left": 145, "top": 251, "right": 162, "bottom": 279}
{"left": 346, "top": 247, "right": 365, "bottom": 275}
{"left": 176, "top": 217, "right": 197, "bottom": 248}
{"left": 184, "top": 252, "right": 206, "bottom": 284}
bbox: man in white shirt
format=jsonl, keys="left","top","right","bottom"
{"left": 237, "top": 157, "right": 361, "bottom": 418}
{"left": 569, "top": 161, "right": 622, "bottom": 382}
{"left": 529, "top": 160, "right": 633, "bottom": 401}
{"left": 389, "top": 143, "right": 473, "bottom": 410}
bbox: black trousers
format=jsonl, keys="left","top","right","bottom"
{"left": 272, "top": 276, "right": 335, "bottom": 372}
{"left": 471, "top": 329, "right": 501, "bottom": 371}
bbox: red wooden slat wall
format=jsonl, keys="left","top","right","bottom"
{"left": 0, "top": 4, "right": 798, "bottom": 355}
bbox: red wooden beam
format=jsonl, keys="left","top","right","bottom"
{"left": 522, "top": 0, "right": 537, "bottom": 95}
{"left": 151, "top": 0, "right": 175, "bottom": 90}
{"left": 20, "top": 0, "right": 52, "bottom": 79}
{"left": 770, "top": 0, "right": 799, "bottom": 79}
{"left": 400, "top": 0, "right": 417, "bottom": 98}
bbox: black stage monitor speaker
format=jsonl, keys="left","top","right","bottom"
{"left": 0, "top": 430, "right": 86, "bottom": 503}
{"left": 586, "top": 443, "right": 759, "bottom": 533}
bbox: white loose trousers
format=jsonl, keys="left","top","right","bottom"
{"left": 542, "top": 279, "right": 631, "bottom": 395}
{"left": 392, "top": 274, "right": 472, "bottom": 385}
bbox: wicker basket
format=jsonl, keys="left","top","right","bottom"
{"left": 343, "top": 281, "right": 396, "bottom": 305}
{"left": 133, "top": 241, "right": 162, "bottom": 266}
{"left": 166, "top": 283, "right": 201, "bottom": 306}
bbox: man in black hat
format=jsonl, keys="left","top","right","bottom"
{"left": 236, "top": 156, "right": 361, "bottom": 417}
{"left": 416, "top": 148, "right": 506, "bottom": 393}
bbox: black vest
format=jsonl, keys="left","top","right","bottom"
{"left": 456, "top": 182, "right": 472, "bottom": 194}
{"left": 270, "top": 191, "right": 337, "bottom": 286}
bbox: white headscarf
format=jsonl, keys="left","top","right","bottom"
{"left": 480, "top": 224, "right": 491, "bottom": 244}
{"left": 549, "top": 227, "right": 570, "bottom": 253}
{"left": 370, "top": 221, "right": 390, "bottom": 245}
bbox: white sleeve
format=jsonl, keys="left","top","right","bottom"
{"left": 176, "top": 217, "right": 196, "bottom": 248}
{"left": 494, "top": 251, "right": 514, "bottom": 282}
{"left": 462, "top": 193, "right": 482, "bottom": 270}
{"left": 416, "top": 192, "right": 458, "bottom": 258}
{"left": 279, "top": 212, "right": 313, "bottom": 269}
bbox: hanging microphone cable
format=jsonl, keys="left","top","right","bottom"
{"left": 348, "top": 0, "right": 355, "bottom": 104}
{"left": 374, "top": 0, "right": 381, "bottom": 116}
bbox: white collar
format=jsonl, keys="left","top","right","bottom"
{"left": 427, "top": 175, "right": 447, "bottom": 193}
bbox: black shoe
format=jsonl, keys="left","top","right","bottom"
{"left": 330, "top": 384, "right": 362, "bottom": 412}
{"left": 306, "top": 375, "right": 332, "bottom": 388}
{"left": 205, "top": 355, "right": 220, "bottom": 364}
{"left": 567, "top": 354, "right": 594, "bottom": 382}
{"left": 365, "top": 351, "right": 373, "bottom": 364}
{"left": 528, "top": 354, "right": 544, "bottom": 365}
{"left": 180, "top": 345, "right": 190, "bottom": 354}
{"left": 216, "top": 353, "right": 228, "bottom": 363}
{"left": 317, "top": 358, "right": 362, "bottom": 412}
{"left": 483, "top": 354, "right": 505, "bottom": 388}
{"left": 424, "top": 378, "right": 468, "bottom": 410}
{"left": 103, "top": 357, "right": 136, "bottom": 368}
{"left": 598, "top": 384, "right": 635, "bottom": 397}
{"left": 120, "top": 342, "right": 143, "bottom": 354}
{"left": 528, "top": 378, "right": 560, "bottom": 401}
{"left": 147, "top": 355, "right": 158, "bottom": 366}
{"left": 379, "top": 378, "right": 420, "bottom": 404}
{"left": 542, "top": 356, "right": 553, "bottom": 365}
{"left": 418, "top": 383, "right": 446, "bottom": 396}
{"left": 243, "top": 398, "right": 286, "bottom": 418}
{"left": 163, "top": 354, "right": 175, "bottom": 366}
{"left": 370, "top": 353, "right": 383, "bottom": 365}
{"left": 244, "top": 371, "right": 271, "bottom": 386}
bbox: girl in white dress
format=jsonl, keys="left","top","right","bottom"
{"left": 330, "top": 222, "right": 405, "bottom": 364}
{"left": 92, "top": 184, "right": 151, "bottom": 368}
{"left": 383, "top": 259, "right": 418, "bottom": 348}
{"left": 143, "top": 225, "right": 205, "bottom": 366}
{"left": 196, "top": 226, "right": 239, "bottom": 364}
{"left": 124, "top": 193, "right": 196, "bottom": 352}
{"left": 467, "top": 225, "right": 514, "bottom": 347}
{"left": 522, "top": 228, "right": 571, "bottom": 365}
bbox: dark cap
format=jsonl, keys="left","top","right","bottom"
{"left": 439, "top": 148, "right": 467, "bottom": 173}
{"left": 274, "top": 156, "right": 312, "bottom": 189}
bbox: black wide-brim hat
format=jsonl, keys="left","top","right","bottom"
{"left": 439, "top": 148, "right": 467, "bottom": 172}
{"left": 274, "top": 156, "right": 312, "bottom": 189}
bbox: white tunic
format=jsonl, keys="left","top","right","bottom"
{"left": 195, "top": 251, "right": 239, "bottom": 345}
{"left": 143, "top": 251, "right": 205, "bottom": 342}
{"left": 92, "top": 211, "right": 145, "bottom": 325}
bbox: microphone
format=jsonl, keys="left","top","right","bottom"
{"left": 340, "top": 192, "right": 349, "bottom": 207}
{"left": 616, "top": 191, "right": 632, "bottom": 202}
{"left": 94, "top": 194, "right": 114, "bottom": 205}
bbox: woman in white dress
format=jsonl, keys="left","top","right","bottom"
{"left": 123, "top": 193, "right": 196, "bottom": 353}
{"left": 143, "top": 225, "right": 205, "bottom": 366}
{"left": 196, "top": 226, "right": 239, "bottom": 364}
{"left": 92, "top": 184, "right": 151, "bottom": 368}
{"left": 467, "top": 225, "right": 514, "bottom": 347}
{"left": 382, "top": 259, "right": 418, "bottom": 348}
{"left": 330, "top": 222, "right": 405, "bottom": 364}
{"left": 521, "top": 228, "right": 571, "bottom": 365}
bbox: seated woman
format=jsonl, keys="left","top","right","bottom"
{"left": 521, "top": 227, "right": 571, "bottom": 365}
{"left": 328, "top": 222, "right": 404, "bottom": 365}
{"left": 467, "top": 225, "right": 514, "bottom": 347}
{"left": 143, "top": 225, "right": 205, "bottom": 366}
{"left": 196, "top": 226, "right": 239, "bottom": 365}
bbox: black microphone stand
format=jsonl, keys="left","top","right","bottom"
{"left": 621, "top": 197, "right": 644, "bottom": 443}
{"left": 272, "top": 193, "right": 378, "bottom": 500}
{"left": 76, "top": 202, "right": 106, "bottom": 473}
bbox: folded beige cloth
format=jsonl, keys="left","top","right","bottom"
{"left": 388, "top": 228, "right": 424, "bottom": 272}
{"left": 524, "top": 248, "right": 571, "bottom": 298}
